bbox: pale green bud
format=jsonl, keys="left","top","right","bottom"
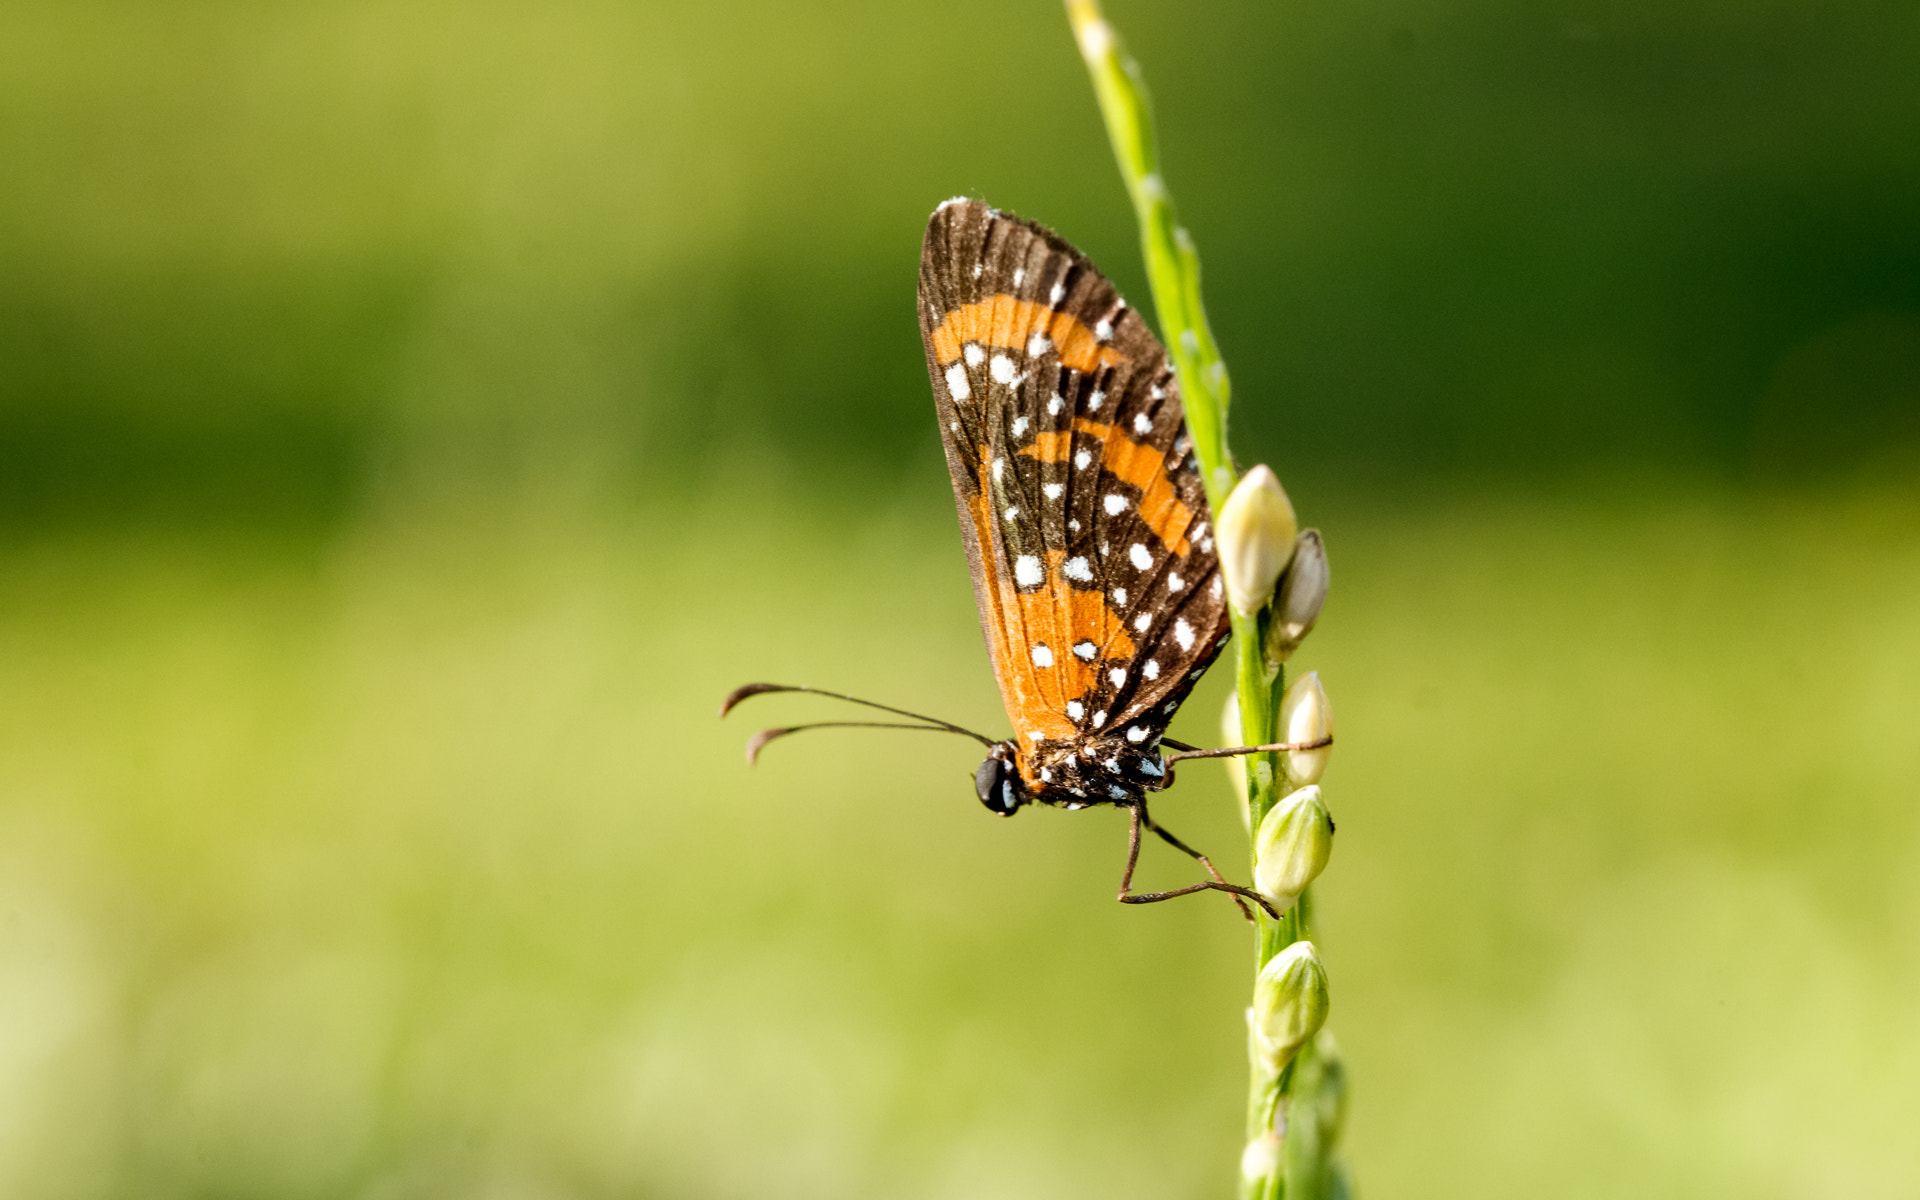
{"left": 1264, "top": 529, "right": 1328, "bottom": 664}
{"left": 1279, "top": 671, "right": 1333, "bottom": 786}
{"left": 1252, "top": 940, "right": 1330, "bottom": 1073}
{"left": 1221, "top": 690, "right": 1248, "bottom": 824}
{"left": 1216, "top": 465, "right": 1298, "bottom": 617}
{"left": 1308, "top": 1031, "right": 1349, "bottom": 1149}
{"left": 1239, "top": 1134, "right": 1281, "bottom": 1183}
{"left": 1253, "top": 784, "right": 1332, "bottom": 913}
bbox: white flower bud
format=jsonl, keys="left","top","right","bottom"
{"left": 1221, "top": 690, "right": 1248, "bottom": 823}
{"left": 1253, "top": 784, "right": 1332, "bottom": 913}
{"left": 1216, "top": 465, "right": 1298, "bottom": 617}
{"left": 1265, "top": 529, "right": 1328, "bottom": 664}
{"left": 1252, "top": 940, "right": 1329, "bottom": 1073}
{"left": 1279, "top": 671, "right": 1333, "bottom": 786}
{"left": 1239, "top": 1134, "right": 1280, "bottom": 1182}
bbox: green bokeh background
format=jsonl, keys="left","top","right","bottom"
{"left": 3, "top": 1, "right": 1918, "bottom": 1196}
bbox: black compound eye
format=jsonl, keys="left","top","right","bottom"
{"left": 974, "top": 756, "right": 1021, "bottom": 815}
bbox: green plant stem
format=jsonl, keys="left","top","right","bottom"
{"left": 1063, "top": 4, "right": 1326, "bottom": 1197}
{"left": 1062, "top": 0, "right": 1233, "bottom": 510}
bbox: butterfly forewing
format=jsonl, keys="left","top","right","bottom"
{"left": 918, "top": 199, "right": 1230, "bottom": 795}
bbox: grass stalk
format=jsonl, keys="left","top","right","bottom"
{"left": 1063, "top": 4, "right": 1339, "bottom": 1196}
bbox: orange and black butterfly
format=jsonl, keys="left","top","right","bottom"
{"left": 725, "top": 198, "right": 1301, "bottom": 918}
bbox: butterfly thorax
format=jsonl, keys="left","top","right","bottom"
{"left": 1020, "top": 732, "right": 1170, "bottom": 808}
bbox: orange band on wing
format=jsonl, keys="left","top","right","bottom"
{"left": 966, "top": 483, "right": 1135, "bottom": 740}
{"left": 1018, "top": 420, "right": 1194, "bottom": 555}
{"left": 928, "top": 296, "right": 1128, "bottom": 374}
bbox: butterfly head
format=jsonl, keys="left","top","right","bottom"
{"left": 974, "top": 741, "right": 1030, "bottom": 817}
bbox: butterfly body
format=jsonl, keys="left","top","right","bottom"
{"left": 919, "top": 198, "right": 1231, "bottom": 816}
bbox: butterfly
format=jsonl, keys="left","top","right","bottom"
{"left": 724, "top": 198, "right": 1316, "bottom": 919}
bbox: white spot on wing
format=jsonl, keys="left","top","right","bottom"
{"left": 945, "top": 364, "right": 971, "bottom": 400}
{"left": 1031, "top": 643, "right": 1054, "bottom": 668}
{"left": 1150, "top": 384, "right": 1166, "bottom": 400}
{"left": 1063, "top": 556, "right": 1092, "bottom": 582}
{"left": 964, "top": 344, "right": 985, "bottom": 366}
{"left": 991, "top": 457, "right": 1005, "bottom": 482}
{"left": 1012, "top": 267, "right": 1025, "bottom": 287}
{"left": 1173, "top": 618, "right": 1195, "bottom": 650}
{"left": 1134, "top": 613, "right": 1150, "bottom": 631}
{"left": 1047, "top": 394, "right": 1064, "bottom": 416}
{"left": 1095, "top": 318, "right": 1114, "bottom": 341}
{"left": 1143, "top": 660, "right": 1161, "bottom": 680}
{"left": 1109, "top": 668, "right": 1126, "bottom": 687}
{"left": 1066, "top": 700, "right": 1084, "bottom": 721}
{"left": 990, "top": 354, "right": 1016, "bottom": 384}
{"left": 1126, "top": 726, "right": 1149, "bottom": 743}
{"left": 1005, "top": 507, "right": 1019, "bottom": 522}
{"left": 1049, "top": 280, "right": 1066, "bottom": 305}
{"left": 1129, "top": 543, "right": 1153, "bottom": 570}
{"left": 1074, "top": 449, "right": 1093, "bottom": 470}
{"left": 1073, "top": 641, "right": 1097, "bottom": 660}
{"left": 1011, "top": 416, "right": 1029, "bottom": 436}
{"left": 1134, "top": 413, "right": 1152, "bottom": 434}
{"left": 1211, "top": 576, "right": 1224, "bottom": 598}
{"left": 1112, "top": 587, "right": 1127, "bottom": 605}
{"left": 1043, "top": 482, "right": 1064, "bottom": 500}
{"left": 1027, "top": 333, "right": 1052, "bottom": 357}
{"left": 1093, "top": 709, "right": 1108, "bottom": 725}
{"left": 1104, "top": 494, "right": 1128, "bottom": 515}
{"left": 1014, "top": 555, "right": 1043, "bottom": 586}
{"left": 1168, "top": 573, "right": 1185, "bottom": 592}
{"left": 1068, "top": 519, "right": 1081, "bottom": 533}
{"left": 1088, "top": 390, "right": 1105, "bottom": 410}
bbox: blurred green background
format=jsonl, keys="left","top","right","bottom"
{"left": 2, "top": 0, "right": 1917, "bottom": 1196}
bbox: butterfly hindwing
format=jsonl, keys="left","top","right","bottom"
{"left": 918, "top": 199, "right": 1231, "bottom": 793}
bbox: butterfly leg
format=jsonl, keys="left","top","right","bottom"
{"left": 1140, "top": 804, "right": 1273, "bottom": 923}
{"left": 1116, "top": 801, "right": 1277, "bottom": 922}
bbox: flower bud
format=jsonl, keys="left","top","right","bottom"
{"left": 1239, "top": 1134, "right": 1280, "bottom": 1182}
{"left": 1279, "top": 671, "right": 1333, "bottom": 786}
{"left": 1253, "top": 784, "right": 1332, "bottom": 913}
{"left": 1221, "top": 690, "right": 1248, "bottom": 823}
{"left": 1264, "top": 529, "right": 1328, "bottom": 664}
{"left": 1216, "top": 465, "right": 1298, "bottom": 617}
{"left": 1307, "top": 1031, "right": 1349, "bottom": 1149}
{"left": 1252, "top": 940, "right": 1329, "bottom": 1073}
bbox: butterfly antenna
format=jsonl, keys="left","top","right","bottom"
{"left": 720, "top": 683, "right": 996, "bottom": 748}
{"left": 743, "top": 721, "right": 989, "bottom": 766}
